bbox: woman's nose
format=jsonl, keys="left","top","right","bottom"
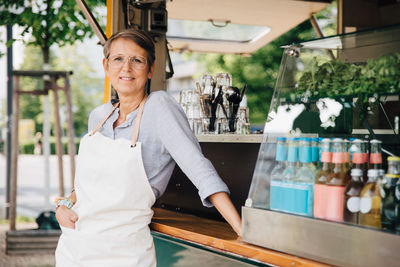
{"left": 121, "top": 58, "right": 133, "bottom": 71}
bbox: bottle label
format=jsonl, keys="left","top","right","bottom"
{"left": 352, "top": 153, "right": 365, "bottom": 164}
{"left": 300, "top": 146, "right": 312, "bottom": 163}
{"left": 332, "top": 152, "right": 346, "bottom": 164}
{"left": 270, "top": 181, "right": 285, "bottom": 211}
{"left": 325, "top": 186, "right": 345, "bottom": 221}
{"left": 276, "top": 145, "right": 287, "bottom": 162}
{"left": 362, "top": 153, "right": 369, "bottom": 163}
{"left": 314, "top": 184, "right": 327, "bottom": 219}
{"left": 312, "top": 146, "right": 318, "bottom": 162}
{"left": 346, "top": 197, "right": 360, "bottom": 213}
{"left": 360, "top": 197, "right": 372, "bottom": 213}
{"left": 370, "top": 153, "right": 382, "bottom": 164}
{"left": 270, "top": 181, "right": 313, "bottom": 217}
{"left": 321, "top": 152, "right": 332, "bottom": 163}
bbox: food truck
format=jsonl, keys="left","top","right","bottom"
{"left": 76, "top": 0, "right": 400, "bottom": 266}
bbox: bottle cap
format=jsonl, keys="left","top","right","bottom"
{"left": 378, "top": 169, "right": 385, "bottom": 177}
{"left": 299, "top": 137, "right": 311, "bottom": 142}
{"left": 351, "top": 168, "right": 363, "bottom": 176}
{"left": 321, "top": 138, "right": 331, "bottom": 143}
{"left": 367, "top": 169, "right": 379, "bottom": 177}
{"left": 388, "top": 156, "right": 400, "bottom": 162}
{"left": 385, "top": 174, "right": 400, "bottom": 179}
{"left": 370, "top": 139, "right": 382, "bottom": 144}
{"left": 276, "top": 137, "right": 287, "bottom": 141}
{"left": 352, "top": 139, "right": 363, "bottom": 144}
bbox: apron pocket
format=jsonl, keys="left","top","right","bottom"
{"left": 57, "top": 229, "right": 155, "bottom": 267}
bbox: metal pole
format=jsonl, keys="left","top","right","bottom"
{"left": 52, "top": 87, "right": 65, "bottom": 197}
{"left": 43, "top": 94, "right": 51, "bottom": 207}
{"left": 9, "top": 77, "right": 19, "bottom": 231}
{"left": 64, "top": 73, "right": 76, "bottom": 188}
{"left": 5, "top": 25, "right": 13, "bottom": 219}
{"left": 43, "top": 65, "right": 52, "bottom": 206}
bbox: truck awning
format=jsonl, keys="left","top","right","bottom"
{"left": 166, "top": 0, "right": 330, "bottom": 54}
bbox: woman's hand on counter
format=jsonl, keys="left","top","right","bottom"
{"left": 209, "top": 192, "right": 242, "bottom": 237}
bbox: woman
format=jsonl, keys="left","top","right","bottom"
{"left": 55, "top": 29, "right": 242, "bottom": 266}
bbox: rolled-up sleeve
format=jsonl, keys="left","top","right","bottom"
{"left": 152, "top": 92, "right": 230, "bottom": 207}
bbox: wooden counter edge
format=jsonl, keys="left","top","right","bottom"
{"left": 150, "top": 212, "right": 330, "bottom": 267}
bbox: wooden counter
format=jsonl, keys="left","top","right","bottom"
{"left": 150, "top": 208, "right": 330, "bottom": 267}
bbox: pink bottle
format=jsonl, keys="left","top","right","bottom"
{"left": 313, "top": 139, "right": 332, "bottom": 219}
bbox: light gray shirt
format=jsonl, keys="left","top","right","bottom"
{"left": 88, "top": 90, "right": 229, "bottom": 207}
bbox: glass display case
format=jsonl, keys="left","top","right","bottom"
{"left": 242, "top": 25, "right": 400, "bottom": 267}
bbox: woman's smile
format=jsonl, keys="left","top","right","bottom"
{"left": 120, "top": 76, "right": 135, "bottom": 81}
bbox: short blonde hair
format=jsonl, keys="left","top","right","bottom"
{"left": 103, "top": 29, "right": 155, "bottom": 71}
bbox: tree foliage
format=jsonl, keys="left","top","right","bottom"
{"left": 0, "top": 0, "right": 105, "bottom": 50}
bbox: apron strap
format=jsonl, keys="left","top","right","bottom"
{"left": 90, "top": 103, "right": 120, "bottom": 136}
{"left": 131, "top": 94, "right": 148, "bottom": 147}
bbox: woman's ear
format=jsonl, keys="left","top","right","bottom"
{"left": 103, "top": 58, "right": 109, "bottom": 77}
{"left": 147, "top": 62, "right": 155, "bottom": 79}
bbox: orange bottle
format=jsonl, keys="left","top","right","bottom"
{"left": 313, "top": 138, "right": 332, "bottom": 219}
{"left": 325, "top": 139, "right": 350, "bottom": 222}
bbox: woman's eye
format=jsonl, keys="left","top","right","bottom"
{"left": 133, "top": 57, "right": 144, "bottom": 64}
{"left": 113, "top": 57, "right": 123, "bottom": 62}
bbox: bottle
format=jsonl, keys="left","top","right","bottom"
{"left": 325, "top": 138, "right": 350, "bottom": 222}
{"left": 343, "top": 168, "right": 364, "bottom": 224}
{"left": 313, "top": 138, "right": 332, "bottom": 219}
{"left": 381, "top": 157, "right": 400, "bottom": 231}
{"left": 293, "top": 137, "right": 315, "bottom": 216}
{"left": 369, "top": 139, "right": 382, "bottom": 170}
{"left": 270, "top": 137, "right": 287, "bottom": 212}
{"left": 281, "top": 137, "right": 299, "bottom": 213}
{"left": 344, "top": 139, "right": 351, "bottom": 172}
{"left": 359, "top": 169, "right": 382, "bottom": 228}
{"left": 311, "top": 137, "right": 320, "bottom": 174}
{"left": 351, "top": 139, "right": 369, "bottom": 184}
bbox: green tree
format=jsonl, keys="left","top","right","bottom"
{"left": 0, "top": 0, "right": 105, "bottom": 67}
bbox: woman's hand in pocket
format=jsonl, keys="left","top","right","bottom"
{"left": 56, "top": 205, "right": 79, "bottom": 229}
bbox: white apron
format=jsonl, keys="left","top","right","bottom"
{"left": 55, "top": 95, "right": 156, "bottom": 267}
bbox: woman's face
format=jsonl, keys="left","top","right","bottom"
{"left": 103, "top": 38, "right": 154, "bottom": 97}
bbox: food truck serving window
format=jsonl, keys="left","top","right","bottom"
{"left": 167, "top": 19, "right": 271, "bottom": 43}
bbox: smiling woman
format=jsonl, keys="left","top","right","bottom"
{"left": 54, "top": 28, "right": 241, "bottom": 267}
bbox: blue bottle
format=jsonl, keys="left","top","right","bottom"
{"left": 281, "top": 137, "right": 299, "bottom": 213}
{"left": 311, "top": 137, "right": 320, "bottom": 175}
{"left": 293, "top": 137, "right": 315, "bottom": 216}
{"left": 270, "top": 137, "right": 287, "bottom": 211}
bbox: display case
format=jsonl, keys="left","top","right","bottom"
{"left": 243, "top": 25, "right": 400, "bottom": 267}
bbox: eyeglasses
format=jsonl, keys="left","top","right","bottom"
{"left": 107, "top": 54, "right": 147, "bottom": 70}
